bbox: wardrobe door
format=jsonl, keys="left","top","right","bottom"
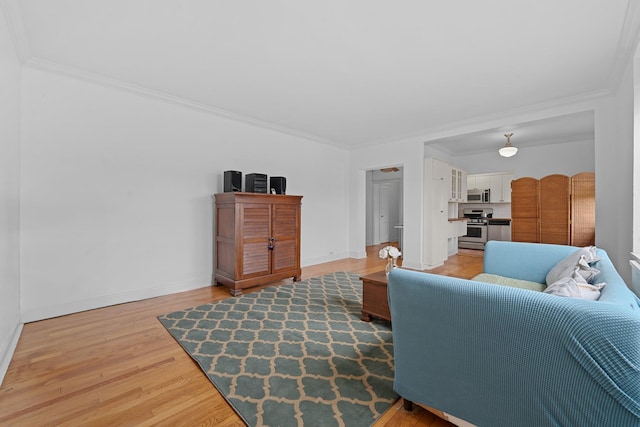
{"left": 571, "top": 172, "right": 595, "bottom": 246}
{"left": 511, "top": 177, "right": 539, "bottom": 242}
{"left": 540, "top": 174, "right": 571, "bottom": 245}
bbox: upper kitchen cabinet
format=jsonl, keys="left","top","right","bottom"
{"left": 467, "top": 174, "right": 491, "bottom": 191}
{"left": 468, "top": 172, "right": 514, "bottom": 203}
{"left": 449, "top": 167, "right": 468, "bottom": 202}
{"left": 489, "top": 173, "right": 514, "bottom": 203}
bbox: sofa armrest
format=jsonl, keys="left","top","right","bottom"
{"left": 388, "top": 267, "right": 640, "bottom": 426}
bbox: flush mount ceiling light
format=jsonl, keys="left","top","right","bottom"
{"left": 499, "top": 132, "right": 518, "bottom": 157}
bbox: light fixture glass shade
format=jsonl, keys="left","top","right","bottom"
{"left": 499, "top": 145, "right": 518, "bottom": 157}
{"left": 499, "top": 132, "right": 517, "bottom": 157}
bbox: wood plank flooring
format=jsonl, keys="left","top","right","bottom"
{"left": 0, "top": 244, "right": 483, "bottom": 426}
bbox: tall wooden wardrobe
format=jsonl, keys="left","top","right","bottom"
{"left": 511, "top": 172, "right": 595, "bottom": 246}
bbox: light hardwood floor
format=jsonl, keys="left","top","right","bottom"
{"left": 0, "top": 244, "right": 483, "bottom": 426}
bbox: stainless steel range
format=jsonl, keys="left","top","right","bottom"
{"left": 458, "top": 208, "right": 493, "bottom": 250}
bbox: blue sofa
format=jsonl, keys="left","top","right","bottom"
{"left": 388, "top": 241, "right": 640, "bottom": 427}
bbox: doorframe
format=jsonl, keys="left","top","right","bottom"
{"left": 366, "top": 168, "right": 403, "bottom": 246}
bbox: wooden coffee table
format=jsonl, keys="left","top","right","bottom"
{"left": 360, "top": 271, "right": 391, "bottom": 322}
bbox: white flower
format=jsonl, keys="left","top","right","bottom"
{"left": 378, "top": 245, "right": 401, "bottom": 259}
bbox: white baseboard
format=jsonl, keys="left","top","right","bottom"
{"left": 0, "top": 320, "right": 23, "bottom": 386}
{"left": 302, "top": 252, "right": 350, "bottom": 267}
{"left": 21, "top": 276, "right": 211, "bottom": 323}
{"left": 347, "top": 250, "right": 367, "bottom": 259}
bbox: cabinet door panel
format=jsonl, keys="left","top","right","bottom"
{"left": 271, "top": 204, "right": 300, "bottom": 272}
{"left": 240, "top": 204, "right": 271, "bottom": 278}
{"left": 272, "top": 240, "right": 297, "bottom": 272}
{"left": 272, "top": 205, "right": 297, "bottom": 237}
{"left": 241, "top": 205, "right": 270, "bottom": 239}
{"left": 243, "top": 242, "right": 271, "bottom": 276}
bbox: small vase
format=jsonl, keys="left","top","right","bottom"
{"left": 385, "top": 257, "right": 397, "bottom": 277}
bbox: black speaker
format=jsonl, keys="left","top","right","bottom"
{"left": 270, "top": 176, "right": 286, "bottom": 195}
{"left": 246, "top": 173, "right": 268, "bottom": 193}
{"left": 224, "top": 170, "right": 242, "bottom": 192}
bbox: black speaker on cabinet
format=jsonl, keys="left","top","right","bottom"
{"left": 224, "top": 170, "right": 242, "bottom": 192}
{"left": 246, "top": 173, "right": 268, "bottom": 193}
{"left": 270, "top": 176, "right": 286, "bottom": 195}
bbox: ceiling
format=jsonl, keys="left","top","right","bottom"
{"left": 425, "top": 110, "right": 595, "bottom": 156}
{"left": 9, "top": 1, "right": 640, "bottom": 150}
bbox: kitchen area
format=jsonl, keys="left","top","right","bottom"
{"left": 457, "top": 207, "right": 512, "bottom": 249}
{"left": 424, "top": 158, "right": 514, "bottom": 268}
{"left": 457, "top": 173, "right": 514, "bottom": 251}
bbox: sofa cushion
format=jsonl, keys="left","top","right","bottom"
{"left": 472, "top": 273, "right": 546, "bottom": 292}
{"left": 546, "top": 246, "right": 601, "bottom": 285}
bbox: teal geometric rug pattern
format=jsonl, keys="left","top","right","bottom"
{"left": 158, "top": 271, "right": 398, "bottom": 427}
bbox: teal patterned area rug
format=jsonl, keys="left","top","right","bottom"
{"left": 158, "top": 271, "right": 397, "bottom": 427}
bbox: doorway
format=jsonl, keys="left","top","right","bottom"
{"left": 366, "top": 167, "right": 403, "bottom": 247}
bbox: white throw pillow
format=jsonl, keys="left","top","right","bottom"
{"left": 544, "top": 267, "right": 606, "bottom": 300}
{"left": 545, "top": 247, "right": 601, "bottom": 285}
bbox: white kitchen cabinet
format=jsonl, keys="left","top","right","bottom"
{"left": 489, "top": 173, "right": 515, "bottom": 203}
{"left": 447, "top": 220, "right": 467, "bottom": 238}
{"left": 468, "top": 174, "right": 491, "bottom": 191}
{"left": 468, "top": 172, "right": 514, "bottom": 203}
{"left": 447, "top": 219, "right": 467, "bottom": 256}
{"left": 423, "top": 158, "right": 449, "bottom": 268}
{"left": 450, "top": 167, "right": 468, "bottom": 202}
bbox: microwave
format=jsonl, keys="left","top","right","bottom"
{"left": 468, "top": 188, "right": 490, "bottom": 203}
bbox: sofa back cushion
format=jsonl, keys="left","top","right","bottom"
{"left": 484, "top": 241, "right": 580, "bottom": 283}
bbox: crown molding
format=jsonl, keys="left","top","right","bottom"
{"left": 24, "top": 57, "right": 347, "bottom": 150}
{"left": 352, "top": 89, "right": 609, "bottom": 150}
{"left": 0, "top": 0, "right": 30, "bottom": 64}
{"left": 608, "top": 0, "right": 640, "bottom": 92}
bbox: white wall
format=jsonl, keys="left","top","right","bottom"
{"left": 20, "top": 66, "right": 351, "bottom": 322}
{"left": 454, "top": 138, "right": 595, "bottom": 178}
{"left": 594, "top": 58, "right": 634, "bottom": 285}
{"left": 0, "top": 6, "right": 22, "bottom": 383}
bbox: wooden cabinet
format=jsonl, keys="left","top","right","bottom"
{"left": 214, "top": 192, "right": 302, "bottom": 296}
{"left": 510, "top": 173, "right": 594, "bottom": 246}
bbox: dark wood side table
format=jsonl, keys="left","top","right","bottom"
{"left": 360, "top": 271, "right": 391, "bottom": 322}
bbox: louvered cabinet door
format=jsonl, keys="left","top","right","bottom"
{"left": 271, "top": 203, "right": 301, "bottom": 274}
{"left": 511, "top": 177, "right": 540, "bottom": 242}
{"left": 239, "top": 203, "right": 272, "bottom": 279}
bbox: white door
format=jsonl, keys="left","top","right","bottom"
{"left": 373, "top": 182, "right": 394, "bottom": 244}
{"left": 379, "top": 183, "right": 392, "bottom": 243}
